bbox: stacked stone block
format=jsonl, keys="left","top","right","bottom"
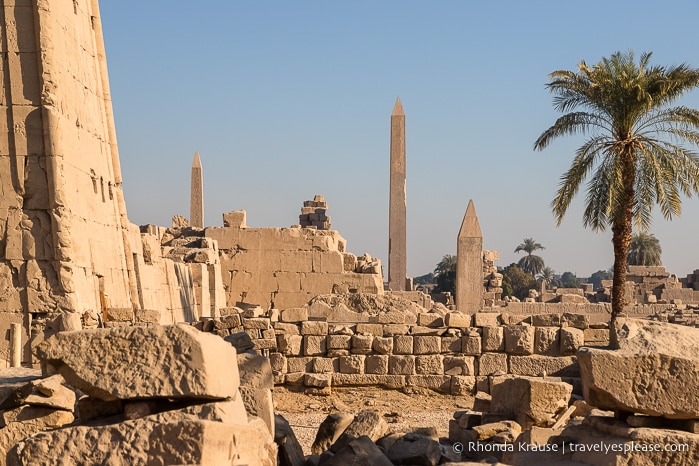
{"left": 482, "top": 250, "right": 503, "bottom": 307}
{"left": 501, "top": 301, "right": 680, "bottom": 325}
{"left": 204, "top": 211, "right": 383, "bottom": 310}
{"left": 197, "top": 308, "right": 613, "bottom": 396}
{"left": 298, "top": 195, "right": 331, "bottom": 230}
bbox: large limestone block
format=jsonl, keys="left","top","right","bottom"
{"left": 312, "top": 413, "right": 354, "bottom": 454}
{"left": 330, "top": 410, "right": 389, "bottom": 453}
{"left": 36, "top": 325, "right": 239, "bottom": 401}
{"left": 491, "top": 376, "right": 572, "bottom": 429}
{"left": 578, "top": 318, "right": 699, "bottom": 419}
{"left": 0, "top": 374, "right": 76, "bottom": 411}
{"left": 13, "top": 418, "right": 276, "bottom": 466}
{"left": 321, "top": 435, "right": 394, "bottom": 466}
{"left": 1, "top": 405, "right": 74, "bottom": 462}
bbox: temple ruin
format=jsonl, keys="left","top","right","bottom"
{"left": 2, "top": 1, "right": 699, "bottom": 464}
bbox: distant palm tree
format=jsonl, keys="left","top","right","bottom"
{"left": 514, "top": 238, "right": 546, "bottom": 276}
{"left": 627, "top": 232, "right": 662, "bottom": 266}
{"left": 537, "top": 266, "right": 555, "bottom": 285}
{"left": 534, "top": 51, "right": 699, "bottom": 338}
{"left": 434, "top": 254, "right": 457, "bottom": 294}
{"left": 434, "top": 254, "right": 457, "bottom": 276}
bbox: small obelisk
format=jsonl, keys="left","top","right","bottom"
{"left": 388, "top": 97, "right": 407, "bottom": 291}
{"left": 190, "top": 151, "right": 204, "bottom": 228}
{"left": 456, "top": 199, "right": 483, "bottom": 313}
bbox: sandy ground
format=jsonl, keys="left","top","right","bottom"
{"left": 273, "top": 385, "right": 474, "bottom": 456}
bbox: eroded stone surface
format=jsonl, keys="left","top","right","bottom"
{"left": 578, "top": 319, "right": 699, "bottom": 419}
{"left": 36, "top": 325, "right": 239, "bottom": 401}
{"left": 13, "top": 417, "right": 276, "bottom": 466}
{"left": 491, "top": 376, "right": 572, "bottom": 429}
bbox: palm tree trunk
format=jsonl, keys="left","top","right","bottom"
{"left": 610, "top": 149, "right": 635, "bottom": 348}
{"left": 610, "top": 221, "right": 631, "bottom": 348}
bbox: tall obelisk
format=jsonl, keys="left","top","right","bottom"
{"left": 190, "top": 151, "right": 204, "bottom": 228}
{"left": 389, "top": 98, "right": 407, "bottom": 291}
{"left": 456, "top": 199, "right": 484, "bottom": 313}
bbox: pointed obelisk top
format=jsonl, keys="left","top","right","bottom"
{"left": 392, "top": 97, "right": 404, "bottom": 116}
{"left": 458, "top": 199, "right": 482, "bottom": 239}
{"left": 192, "top": 150, "right": 201, "bottom": 167}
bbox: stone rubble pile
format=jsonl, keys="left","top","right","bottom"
{"left": 465, "top": 318, "right": 699, "bottom": 465}
{"left": 298, "top": 195, "right": 332, "bottom": 230}
{"left": 448, "top": 375, "right": 574, "bottom": 463}
{"left": 648, "top": 305, "right": 699, "bottom": 327}
{"left": 298, "top": 409, "right": 463, "bottom": 466}
{"left": 0, "top": 325, "right": 277, "bottom": 465}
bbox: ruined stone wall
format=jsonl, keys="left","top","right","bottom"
{"left": 198, "top": 308, "right": 609, "bottom": 397}
{"left": 0, "top": 0, "right": 136, "bottom": 318}
{"left": 205, "top": 211, "right": 383, "bottom": 310}
{"left": 498, "top": 302, "right": 673, "bottom": 324}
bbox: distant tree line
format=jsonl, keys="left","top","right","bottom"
{"left": 421, "top": 230, "right": 662, "bottom": 299}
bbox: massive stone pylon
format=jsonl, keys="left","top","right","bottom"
{"left": 0, "top": 0, "right": 139, "bottom": 317}
{"left": 388, "top": 97, "right": 407, "bottom": 291}
{"left": 456, "top": 199, "right": 484, "bottom": 313}
{"left": 190, "top": 151, "right": 204, "bottom": 228}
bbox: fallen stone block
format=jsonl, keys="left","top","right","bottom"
{"left": 36, "top": 325, "right": 239, "bottom": 401}
{"left": 312, "top": 412, "right": 354, "bottom": 454}
{"left": 320, "top": 435, "right": 393, "bottom": 466}
{"left": 0, "top": 374, "right": 75, "bottom": 412}
{"left": 386, "top": 435, "right": 441, "bottom": 465}
{"left": 275, "top": 414, "right": 306, "bottom": 466}
{"left": 239, "top": 386, "right": 274, "bottom": 436}
{"left": 238, "top": 353, "right": 274, "bottom": 389}
{"left": 491, "top": 376, "right": 572, "bottom": 429}
{"left": 14, "top": 417, "right": 276, "bottom": 466}
{"left": 0, "top": 406, "right": 74, "bottom": 461}
{"left": 472, "top": 420, "right": 522, "bottom": 441}
{"left": 225, "top": 331, "right": 255, "bottom": 352}
{"left": 578, "top": 318, "right": 699, "bottom": 419}
{"left": 330, "top": 410, "right": 388, "bottom": 453}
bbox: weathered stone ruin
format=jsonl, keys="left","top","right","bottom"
{"left": 1, "top": 325, "right": 277, "bottom": 465}
{"left": 444, "top": 318, "right": 699, "bottom": 465}
{"left": 3, "top": 0, "right": 699, "bottom": 464}
{"left": 192, "top": 300, "right": 601, "bottom": 397}
{"left": 0, "top": 0, "right": 218, "bottom": 367}
{"left": 298, "top": 195, "right": 331, "bottom": 230}
{"left": 204, "top": 209, "right": 383, "bottom": 310}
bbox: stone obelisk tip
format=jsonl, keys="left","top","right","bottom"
{"left": 459, "top": 199, "right": 482, "bottom": 238}
{"left": 392, "top": 97, "right": 404, "bottom": 116}
{"left": 192, "top": 150, "right": 201, "bottom": 167}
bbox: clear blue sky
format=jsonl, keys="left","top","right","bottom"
{"left": 100, "top": 1, "right": 699, "bottom": 279}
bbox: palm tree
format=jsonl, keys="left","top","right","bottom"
{"left": 514, "top": 238, "right": 546, "bottom": 276}
{"left": 434, "top": 254, "right": 457, "bottom": 294}
{"left": 537, "top": 266, "right": 555, "bottom": 285}
{"left": 534, "top": 51, "right": 699, "bottom": 338}
{"left": 628, "top": 232, "right": 662, "bottom": 266}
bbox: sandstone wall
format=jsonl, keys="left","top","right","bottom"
{"left": 205, "top": 216, "right": 383, "bottom": 310}
{"left": 0, "top": 1, "right": 211, "bottom": 366}
{"left": 0, "top": 0, "right": 135, "bottom": 317}
{"left": 500, "top": 302, "right": 673, "bottom": 324}
{"left": 198, "top": 308, "right": 610, "bottom": 397}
